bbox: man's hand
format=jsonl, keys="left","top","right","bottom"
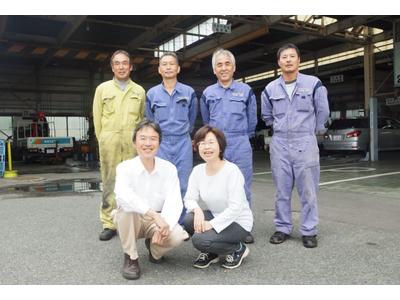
{"left": 146, "top": 209, "right": 170, "bottom": 237}
{"left": 152, "top": 230, "right": 168, "bottom": 246}
{"left": 154, "top": 214, "right": 170, "bottom": 236}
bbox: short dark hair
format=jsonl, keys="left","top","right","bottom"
{"left": 132, "top": 119, "right": 162, "bottom": 144}
{"left": 276, "top": 43, "right": 301, "bottom": 60}
{"left": 159, "top": 52, "right": 179, "bottom": 65}
{"left": 110, "top": 49, "right": 132, "bottom": 67}
{"left": 193, "top": 125, "right": 226, "bottom": 160}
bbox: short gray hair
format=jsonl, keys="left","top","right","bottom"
{"left": 110, "top": 49, "right": 131, "bottom": 67}
{"left": 159, "top": 52, "right": 179, "bottom": 65}
{"left": 211, "top": 48, "right": 236, "bottom": 70}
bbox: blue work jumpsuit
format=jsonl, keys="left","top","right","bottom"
{"left": 261, "top": 73, "right": 330, "bottom": 236}
{"left": 146, "top": 82, "right": 198, "bottom": 222}
{"left": 200, "top": 80, "right": 257, "bottom": 205}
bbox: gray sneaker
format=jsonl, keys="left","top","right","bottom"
{"left": 193, "top": 252, "right": 219, "bottom": 269}
{"left": 221, "top": 243, "right": 249, "bottom": 269}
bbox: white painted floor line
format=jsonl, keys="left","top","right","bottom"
{"left": 253, "top": 162, "right": 363, "bottom": 176}
{"left": 253, "top": 171, "right": 272, "bottom": 175}
{"left": 319, "top": 171, "right": 400, "bottom": 186}
{"left": 320, "top": 162, "right": 364, "bottom": 169}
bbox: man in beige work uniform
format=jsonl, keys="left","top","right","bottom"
{"left": 93, "top": 50, "right": 145, "bottom": 241}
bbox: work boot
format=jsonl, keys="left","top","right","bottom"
{"left": 145, "top": 238, "right": 163, "bottom": 264}
{"left": 99, "top": 228, "right": 117, "bottom": 241}
{"left": 122, "top": 253, "right": 140, "bottom": 280}
{"left": 269, "top": 231, "right": 290, "bottom": 244}
{"left": 302, "top": 235, "right": 318, "bottom": 248}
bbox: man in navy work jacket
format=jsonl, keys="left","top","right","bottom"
{"left": 261, "top": 43, "right": 330, "bottom": 248}
{"left": 200, "top": 48, "right": 257, "bottom": 244}
{"left": 146, "top": 52, "right": 198, "bottom": 224}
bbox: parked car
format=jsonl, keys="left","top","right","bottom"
{"left": 322, "top": 117, "right": 400, "bottom": 154}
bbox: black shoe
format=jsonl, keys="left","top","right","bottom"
{"left": 269, "top": 231, "right": 290, "bottom": 244}
{"left": 145, "top": 238, "right": 163, "bottom": 264}
{"left": 193, "top": 252, "right": 219, "bottom": 269}
{"left": 122, "top": 253, "right": 140, "bottom": 280}
{"left": 243, "top": 233, "right": 254, "bottom": 244}
{"left": 302, "top": 235, "right": 318, "bottom": 248}
{"left": 221, "top": 243, "right": 250, "bottom": 269}
{"left": 99, "top": 228, "right": 117, "bottom": 241}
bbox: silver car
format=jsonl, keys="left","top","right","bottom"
{"left": 322, "top": 117, "right": 400, "bottom": 154}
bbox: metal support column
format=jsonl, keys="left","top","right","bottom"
{"left": 363, "top": 30, "right": 375, "bottom": 114}
{"left": 369, "top": 97, "right": 378, "bottom": 162}
{"left": 394, "top": 19, "right": 400, "bottom": 88}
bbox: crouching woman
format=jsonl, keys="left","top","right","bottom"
{"left": 183, "top": 125, "right": 253, "bottom": 269}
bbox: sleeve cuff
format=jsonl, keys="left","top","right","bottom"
{"left": 209, "top": 219, "right": 224, "bottom": 233}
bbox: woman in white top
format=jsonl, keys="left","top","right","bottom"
{"left": 183, "top": 125, "right": 253, "bottom": 269}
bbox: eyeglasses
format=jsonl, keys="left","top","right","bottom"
{"left": 197, "top": 139, "right": 217, "bottom": 147}
{"left": 137, "top": 135, "right": 159, "bottom": 143}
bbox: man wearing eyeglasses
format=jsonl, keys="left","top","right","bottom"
{"left": 93, "top": 50, "right": 146, "bottom": 241}
{"left": 112, "top": 120, "right": 189, "bottom": 280}
{"left": 200, "top": 48, "right": 257, "bottom": 244}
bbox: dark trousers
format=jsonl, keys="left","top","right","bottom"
{"left": 183, "top": 210, "right": 249, "bottom": 255}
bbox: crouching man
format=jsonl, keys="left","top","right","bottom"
{"left": 112, "top": 120, "right": 189, "bottom": 280}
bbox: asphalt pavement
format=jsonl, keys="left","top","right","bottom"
{"left": 1, "top": 151, "right": 400, "bottom": 285}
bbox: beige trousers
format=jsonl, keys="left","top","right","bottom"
{"left": 99, "top": 131, "right": 137, "bottom": 230}
{"left": 112, "top": 208, "right": 189, "bottom": 260}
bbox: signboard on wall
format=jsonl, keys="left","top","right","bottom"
{"left": 330, "top": 74, "right": 344, "bottom": 84}
{"left": 212, "top": 23, "right": 231, "bottom": 33}
{"left": 386, "top": 97, "right": 400, "bottom": 106}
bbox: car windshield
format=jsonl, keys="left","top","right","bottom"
{"left": 329, "top": 119, "right": 369, "bottom": 129}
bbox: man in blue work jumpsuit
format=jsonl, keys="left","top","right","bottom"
{"left": 261, "top": 43, "right": 330, "bottom": 248}
{"left": 200, "top": 48, "right": 257, "bottom": 244}
{"left": 146, "top": 52, "right": 198, "bottom": 224}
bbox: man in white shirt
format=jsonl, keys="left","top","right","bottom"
{"left": 112, "top": 120, "right": 189, "bottom": 280}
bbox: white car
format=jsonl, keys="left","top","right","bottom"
{"left": 322, "top": 117, "right": 400, "bottom": 154}
{"left": 255, "top": 128, "right": 273, "bottom": 151}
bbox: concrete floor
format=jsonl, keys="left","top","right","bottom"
{"left": 0, "top": 150, "right": 400, "bottom": 284}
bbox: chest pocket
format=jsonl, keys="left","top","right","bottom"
{"left": 102, "top": 94, "right": 116, "bottom": 115}
{"left": 175, "top": 97, "right": 189, "bottom": 121}
{"left": 206, "top": 95, "right": 222, "bottom": 116}
{"left": 269, "top": 94, "right": 286, "bottom": 118}
{"left": 128, "top": 93, "right": 142, "bottom": 116}
{"left": 295, "top": 92, "right": 313, "bottom": 112}
{"left": 228, "top": 96, "right": 246, "bottom": 115}
{"left": 152, "top": 101, "right": 169, "bottom": 121}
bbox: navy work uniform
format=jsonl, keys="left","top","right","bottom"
{"left": 146, "top": 82, "right": 198, "bottom": 222}
{"left": 200, "top": 80, "right": 257, "bottom": 205}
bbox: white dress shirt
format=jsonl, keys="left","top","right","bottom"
{"left": 114, "top": 156, "right": 183, "bottom": 228}
{"left": 184, "top": 160, "right": 253, "bottom": 233}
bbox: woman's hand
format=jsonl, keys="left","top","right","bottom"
{"left": 193, "top": 207, "right": 205, "bottom": 233}
{"left": 202, "top": 221, "right": 213, "bottom": 231}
